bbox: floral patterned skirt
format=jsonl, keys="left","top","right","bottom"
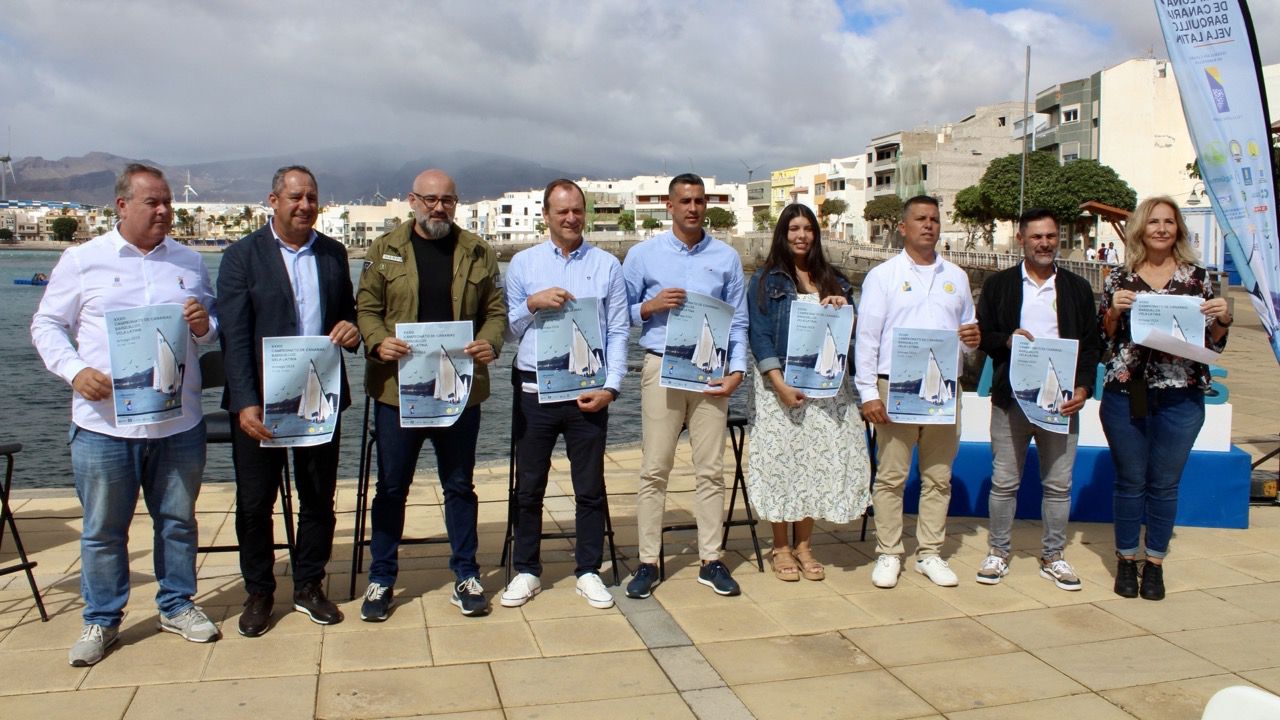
{"left": 746, "top": 368, "right": 872, "bottom": 524}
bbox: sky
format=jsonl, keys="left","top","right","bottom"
{"left": 1, "top": 0, "right": 1277, "bottom": 178}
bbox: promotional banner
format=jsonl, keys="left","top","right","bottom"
{"left": 1010, "top": 336, "right": 1079, "bottom": 434}
{"left": 660, "top": 292, "right": 733, "bottom": 391}
{"left": 104, "top": 303, "right": 188, "bottom": 426}
{"left": 1132, "top": 293, "right": 1207, "bottom": 347}
{"left": 782, "top": 302, "right": 854, "bottom": 399}
{"left": 534, "top": 298, "right": 607, "bottom": 403}
{"left": 887, "top": 328, "right": 958, "bottom": 425}
{"left": 1155, "top": 0, "right": 1280, "bottom": 365}
{"left": 397, "top": 321, "right": 474, "bottom": 427}
{"left": 261, "top": 337, "right": 341, "bottom": 448}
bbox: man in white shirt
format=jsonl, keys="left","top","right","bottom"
{"left": 31, "top": 164, "right": 221, "bottom": 667}
{"left": 854, "top": 196, "right": 980, "bottom": 589}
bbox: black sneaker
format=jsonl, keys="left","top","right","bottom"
{"left": 1114, "top": 554, "right": 1139, "bottom": 598}
{"left": 1140, "top": 560, "right": 1165, "bottom": 601}
{"left": 293, "top": 581, "right": 344, "bottom": 625}
{"left": 238, "top": 591, "right": 274, "bottom": 637}
{"left": 698, "top": 560, "right": 741, "bottom": 596}
{"left": 625, "top": 563, "right": 660, "bottom": 599}
{"left": 450, "top": 577, "right": 489, "bottom": 616}
{"left": 360, "top": 582, "right": 394, "bottom": 622}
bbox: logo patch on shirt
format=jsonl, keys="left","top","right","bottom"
{"left": 362, "top": 260, "right": 373, "bottom": 272}
{"left": 901, "top": 281, "right": 913, "bottom": 292}
{"left": 177, "top": 276, "right": 186, "bottom": 290}
{"left": 382, "top": 254, "right": 403, "bottom": 263}
{"left": 112, "top": 276, "right": 122, "bottom": 287}
{"left": 943, "top": 281, "right": 956, "bottom": 294}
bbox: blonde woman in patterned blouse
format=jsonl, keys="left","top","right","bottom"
{"left": 1098, "top": 196, "right": 1231, "bottom": 601}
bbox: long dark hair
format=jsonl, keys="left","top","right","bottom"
{"left": 756, "top": 204, "right": 846, "bottom": 309}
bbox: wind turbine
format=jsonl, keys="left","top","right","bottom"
{"left": 739, "top": 159, "right": 762, "bottom": 183}
{"left": 182, "top": 170, "right": 198, "bottom": 204}
{"left": 372, "top": 185, "right": 387, "bottom": 205}
{"left": 0, "top": 127, "right": 16, "bottom": 202}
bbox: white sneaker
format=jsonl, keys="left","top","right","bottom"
{"left": 500, "top": 573, "right": 541, "bottom": 607}
{"left": 575, "top": 572, "right": 615, "bottom": 609}
{"left": 871, "top": 554, "right": 902, "bottom": 588}
{"left": 915, "top": 556, "right": 959, "bottom": 587}
{"left": 976, "top": 553, "right": 1010, "bottom": 585}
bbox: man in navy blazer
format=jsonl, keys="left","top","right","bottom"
{"left": 217, "top": 166, "right": 360, "bottom": 636}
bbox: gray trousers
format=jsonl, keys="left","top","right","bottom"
{"left": 987, "top": 403, "right": 1078, "bottom": 558}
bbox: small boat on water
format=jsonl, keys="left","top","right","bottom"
{"left": 13, "top": 273, "right": 49, "bottom": 286}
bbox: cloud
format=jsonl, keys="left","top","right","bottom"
{"left": 1, "top": 0, "right": 1275, "bottom": 177}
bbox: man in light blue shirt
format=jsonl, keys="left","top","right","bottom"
{"left": 621, "top": 173, "right": 749, "bottom": 599}
{"left": 499, "top": 179, "right": 629, "bottom": 610}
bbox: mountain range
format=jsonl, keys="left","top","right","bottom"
{"left": 4, "top": 145, "right": 607, "bottom": 206}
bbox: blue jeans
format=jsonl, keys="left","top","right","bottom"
{"left": 369, "top": 402, "right": 481, "bottom": 585}
{"left": 1100, "top": 388, "right": 1205, "bottom": 558}
{"left": 71, "top": 422, "right": 206, "bottom": 627}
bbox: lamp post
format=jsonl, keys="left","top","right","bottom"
{"left": 1186, "top": 181, "right": 1208, "bottom": 206}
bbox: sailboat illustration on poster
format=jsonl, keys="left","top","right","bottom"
{"left": 1035, "top": 358, "right": 1066, "bottom": 414}
{"left": 691, "top": 315, "right": 723, "bottom": 372}
{"left": 918, "top": 349, "right": 953, "bottom": 405}
{"left": 1009, "top": 334, "right": 1077, "bottom": 434}
{"left": 814, "top": 325, "right": 840, "bottom": 379}
{"left": 298, "top": 359, "right": 334, "bottom": 422}
{"left": 152, "top": 328, "right": 181, "bottom": 395}
{"left": 569, "top": 320, "right": 603, "bottom": 376}
{"left": 434, "top": 346, "right": 468, "bottom": 404}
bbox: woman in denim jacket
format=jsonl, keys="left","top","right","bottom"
{"left": 746, "top": 204, "right": 872, "bottom": 582}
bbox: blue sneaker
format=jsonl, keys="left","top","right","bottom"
{"left": 625, "top": 563, "right": 660, "bottom": 599}
{"left": 450, "top": 577, "right": 490, "bottom": 617}
{"left": 698, "top": 560, "right": 741, "bottom": 596}
{"left": 360, "top": 582, "right": 394, "bottom": 622}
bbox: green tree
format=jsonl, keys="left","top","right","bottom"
{"left": 705, "top": 207, "right": 736, "bottom": 231}
{"left": 642, "top": 216, "right": 661, "bottom": 231}
{"left": 976, "top": 151, "right": 1061, "bottom": 223}
{"left": 0, "top": 228, "right": 14, "bottom": 243}
{"left": 1050, "top": 159, "right": 1136, "bottom": 242}
{"left": 174, "top": 208, "right": 194, "bottom": 236}
{"left": 753, "top": 208, "right": 776, "bottom": 232}
{"left": 819, "top": 198, "right": 848, "bottom": 222}
{"left": 951, "top": 185, "right": 995, "bottom": 249}
{"left": 618, "top": 210, "right": 636, "bottom": 232}
{"left": 862, "top": 195, "right": 903, "bottom": 241}
{"left": 535, "top": 221, "right": 546, "bottom": 234}
{"left": 51, "top": 216, "right": 78, "bottom": 242}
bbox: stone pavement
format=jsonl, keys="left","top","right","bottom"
{"left": 0, "top": 288, "right": 1276, "bottom": 719}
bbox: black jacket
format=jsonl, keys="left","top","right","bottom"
{"left": 217, "top": 225, "right": 358, "bottom": 414}
{"left": 976, "top": 263, "right": 1100, "bottom": 410}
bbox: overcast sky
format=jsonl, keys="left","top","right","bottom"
{"left": 2, "top": 0, "right": 1277, "bottom": 177}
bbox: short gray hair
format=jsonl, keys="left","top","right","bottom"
{"left": 271, "top": 165, "right": 318, "bottom": 195}
{"left": 115, "top": 163, "right": 166, "bottom": 200}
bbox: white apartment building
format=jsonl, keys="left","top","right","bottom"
{"left": 492, "top": 190, "right": 543, "bottom": 245}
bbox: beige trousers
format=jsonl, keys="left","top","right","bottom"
{"left": 872, "top": 378, "right": 961, "bottom": 558}
{"left": 636, "top": 354, "right": 729, "bottom": 563}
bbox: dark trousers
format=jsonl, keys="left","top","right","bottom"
{"left": 370, "top": 401, "right": 481, "bottom": 584}
{"left": 231, "top": 412, "right": 340, "bottom": 596}
{"left": 513, "top": 392, "right": 608, "bottom": 578}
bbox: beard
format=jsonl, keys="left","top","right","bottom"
{"left": 416, "top": 216, "right": 451, "bottom": 239}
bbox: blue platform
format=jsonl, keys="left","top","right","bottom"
{"left": 901, "top": 442, "right": 1252, "bottom": 529}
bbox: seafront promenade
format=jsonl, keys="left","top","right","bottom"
{"left": 0, "top": 287, "right": 1276, "bottom": 719}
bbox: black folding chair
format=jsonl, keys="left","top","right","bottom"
{"left": 500, "top": 366, "right": 620, "bottom": 587}
{"left": 347, "top": 395, "right": 452, "bottom": 600}
{"left": 859, "top": 419, "right": 878, "bottom": 542}
{"left": 196, "top": 350, "right": 296, "bottom": 557}
{"left": 0, "top": 444, "right": 48, "bottom": 621}
{"left": 658, "top": 415, "right": 765, "bottom": 580}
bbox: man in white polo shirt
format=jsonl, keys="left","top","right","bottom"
{"left": 32, "top": 164, "right": 221, "bottom": 666}
{"left": 854, "top": 195, "right": 980, "bottom": 589}
{"left": 975, "top": 208, "right": 1099, "bottom": 590}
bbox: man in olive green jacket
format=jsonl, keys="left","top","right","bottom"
{"left": 355, "top": 169, "right": 506, "bottom": 619}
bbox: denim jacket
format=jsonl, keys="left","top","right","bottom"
{"left": 747, "top": 267, "right": 855, "bottom": 374}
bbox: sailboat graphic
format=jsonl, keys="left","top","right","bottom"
{"left": 434, "top": 345, "right": 467, "bottom": 404}
{"left": 690, "top": 315, "right": 723, "bottom": 373}
{"left": 297, "top": 360, "right": 334, "bottom": 423}
{"left": 568, "top": 319, "right": 603, "bottom": 376}
{"left": 1169, "top": 315, "right": 1188, "bottom": 342}
{"left": 1036, "top": 358, "right": 1066, "bottom": 414}
{"left": 814, "top": 324, "right": 840, "bottom": 379}
{"left": 152, "top": 328, "right": 181, "bottom": 395}
{"left": 918, "top": 349, "right": 953, "bottom": 405}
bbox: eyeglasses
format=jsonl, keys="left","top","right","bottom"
{"left": 410, "top": 193, "right": 458, "bottom": 209}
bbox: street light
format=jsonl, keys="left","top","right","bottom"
{"left": 1186, "top": 182, "right": 1207, "bottom": 206}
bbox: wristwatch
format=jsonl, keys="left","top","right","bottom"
{"left": 1216, "top": 314, "right": 1233, "bottom": 328}
{"left": 606, "top": 387, "right": 620, "bottom": 401}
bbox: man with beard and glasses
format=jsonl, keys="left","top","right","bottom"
{"left": 218, "top": 166, "right": 360, "bottom": 636}
{"left": 356, "top": 169, "right": 507, "bottom": 619}
{"left": 975, "top": 208, "right": 1098, "bottom": 591}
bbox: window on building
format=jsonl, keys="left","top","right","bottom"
{"left": 1062, "top": 153, "right": 1079, "bottom": 163}
{"left": 997, "top": 116, "right": 1007, "bottom": 127}
{"left": 921, "top": 165, "right": 929, "bottom": 181}
{"left": 1062, "top": 105, "right": 1080, "bottom": 124}
{"left": 501, "top": 205, "right": 512, "bottom": 213}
